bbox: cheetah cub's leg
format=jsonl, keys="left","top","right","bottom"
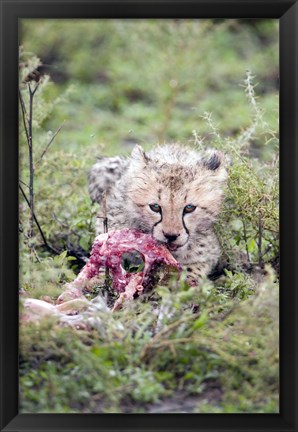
{"left": 185, "top": 263, "right": 211, "bottom": 286}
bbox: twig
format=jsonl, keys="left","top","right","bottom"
{"left": 261, "top": 243, "right": 272, "bottom": 259}
{"left": 52, "top": 213, "right": 81, "bottom": 241}
{"left": 141, "top": 334, "right": 248, "bottom": 371}
{"left": 37, "top": 121, "right": 65, "bottom": 165}
{"left": 102, "top": 191, "right": 108, "bottom": 234}
{"left": 19, "top": 80, "right": 41, "bottom": 239}
{"left": 101, "top": 191, "right": 111, "bottom": 289}
{"left": 19, "top": 183, "right": 60, "bottom": 255}
{"left": 19, "top": 179, "right": 30, "bottom": 189}
{"left": 27, "top": 83, "right": 37, "bottom": 238}
{"left": 21, "top": 229, "right": 41, "bottom": 263}
{"left": 241, "top": 218, "right": 250, "bottom": 263}
{"left": 29, "top": 81, "right": 40, "bottom": 97}
{"left": 257, "top": 211, "right": 263, "bottom": 268}
{"left": 18, "top": 89, "right": 30, "bottom": 145}
{"left": 51, "top": 213, "right": 89, "bottom": 264}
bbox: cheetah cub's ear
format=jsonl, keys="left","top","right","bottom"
{"left": 130, "top": 144, "right": 149, "bottom": 169}
{"left": 202, "top": 150, "right": 228, "bottom": 182}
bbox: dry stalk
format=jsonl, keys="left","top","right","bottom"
{"left": 27, "top": 82, "right": 40, "bottom": 237}
{"left": 19, "top": 183, "right": 59, "bottom": 255}
{"left": 19, "top": 81, "right": 40, "bottom": 238}
{"left": 19, "top": 79, "right": 64, "bottom": 257}
{"left": 99, "top": 191, "right": 112, "bottom": 289}
{"left": 141, "top": 300, "right": 238, "bottom": 362}
{"left": 258, "top": 211, "right": 263, "bottom": 268}
{"left": 141, "top": 333, "right": 252, "bottom": 376}
{"left": 37, "top": 121, "right": 65, "bottom": 166}
{"left": 241, "top": 218, "right": 250, "bottom": 263}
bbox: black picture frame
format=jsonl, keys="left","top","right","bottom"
{"left": 0, "top": 1, "right": 297, "bottom": 431}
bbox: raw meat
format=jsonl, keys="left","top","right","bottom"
{"left": 59, "top": 228, "right": 181, "bottom": 310}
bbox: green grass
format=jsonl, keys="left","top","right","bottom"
{"left": 20, "top": 270, "right": 279, "bottom": 413}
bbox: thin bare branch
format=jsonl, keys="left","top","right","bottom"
{"left": 37, "top": 121, "right": 65, "bottom": 165}
{"left": 241, "top": 218, "right": 250, "bottom": 263}
{"left": 28, "top": 81, "right": 40, "bottom": 97}
{"left": 32, "top": 81, "right": 41, "bottom": 95}
{"left": 20, "top": 226, "right": 41, "bottom": 263}
{"left": 101, "top": 191, "right": 111, "bottom": 289}
{"left": 18, "top": 89, "right": 30, "bottom": 145}
{"left": 19, "top": 179, "right": 30, "bottom": 189}
{"left": 257, "top": 211, "right": 263, "bottom": 268}
{"left": 102, "top": 191, "right": 108, "bottom": 234}
{"left": 52, "top": 213, "right": 82, "bottom": 241}
{"left": 26, "top": 81, "right": 41, "bottom": 237}
{"left": 27, "top": 83, "right": 34, "bottom": 237}
{"left": 261, "top": 243, "right": 272, "bottom": 259}
{"left": 19, "top": 183, "right": 60, "bottom": 255}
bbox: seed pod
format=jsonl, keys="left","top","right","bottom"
{"left": 24, "top": 69, "right": 41, "bottom": 83}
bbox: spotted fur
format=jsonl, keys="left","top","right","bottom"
{"left": 89, "top": 144, "right": 227, "bottom": 284}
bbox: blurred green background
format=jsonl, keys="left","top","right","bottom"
{"left": 20, "top": 19, "right": 279, "bottom": 158}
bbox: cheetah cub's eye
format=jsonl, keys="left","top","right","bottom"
{"left": 149, "top": 203, "right": 161, "bottom": 213}
{"left": 184, "top": 204, "right": 196, "bottom": 213}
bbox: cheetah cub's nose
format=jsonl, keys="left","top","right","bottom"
{"left": 163, "top": 232, "right": 180, "bottom": 242}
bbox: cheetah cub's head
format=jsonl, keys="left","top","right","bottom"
{"left": 126, "top": 144, "right": 227, "bottom": 252}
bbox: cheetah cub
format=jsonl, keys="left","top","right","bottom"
{"left": 89, "top": 144, "right": 227, "bottom": 284}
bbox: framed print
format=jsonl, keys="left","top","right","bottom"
{"left": 0, "top": 1, "right": 297, "bottom": 431}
